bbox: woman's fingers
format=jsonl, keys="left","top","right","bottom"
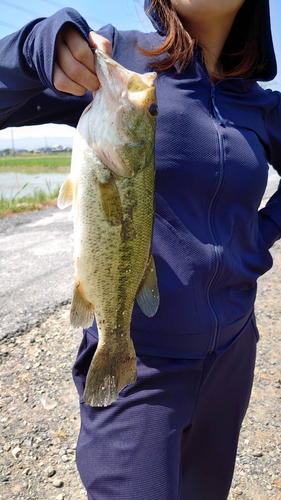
{"left": 53, "top": 27, "right": 112, "bottom": 95}
{"left": 53, "top": 61, "right": 87, "bottom": 95}
{"left": 61, "top": 26, "right": 96, "bottom": 73}
{"left": 55, "top": 33, "right": 99, "bottom": 92}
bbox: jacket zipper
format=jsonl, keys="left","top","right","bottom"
{"left": 207, "top": 86, "right": 225, "bottom": 353}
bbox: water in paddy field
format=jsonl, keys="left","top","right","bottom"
{"left": 0, "top": 171, "right": 68, "bottom": 199}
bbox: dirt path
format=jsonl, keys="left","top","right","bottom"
{"left": 0, "top": 226, "right": 280, "bottom": 499}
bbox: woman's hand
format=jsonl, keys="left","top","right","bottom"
{"left": 53, "top": 26, "right": 112, "bottom": 95}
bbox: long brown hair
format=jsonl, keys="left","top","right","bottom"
{"left": 139, "top": 0, "right": 266, "bottom": 79}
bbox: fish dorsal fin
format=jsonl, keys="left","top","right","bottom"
{"left": 136, "top": 254, "right": 159, "bottom": 317}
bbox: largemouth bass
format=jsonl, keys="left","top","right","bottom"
{"left": 57, "top": 50, "right": 159, "bottom": 407}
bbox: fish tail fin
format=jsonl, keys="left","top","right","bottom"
{"left": 70, "top": 283, "right": 94, "bottom": 328}
{"left": 83, "top": 337, "right": 137, "bottom": 407}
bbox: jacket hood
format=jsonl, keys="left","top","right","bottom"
{"left": 144, "top": 0, "right": 277, "bottom": 81}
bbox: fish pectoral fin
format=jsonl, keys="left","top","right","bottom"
{"left": 57, "top": 175, "right": 75, "bottom": 209}
{"left": 98, "top": 175, "right": 123, "bottom": 226}
{"left": 70, "top": 283, "right": 94, "bottom": 328}
{"left": 136, "top": 254, "right": 160, "bottom": 317}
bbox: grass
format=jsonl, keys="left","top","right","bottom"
{"left": 0, "top": 154, "right": 71, "bottom": 169}
{"left": 0, "top": 184, "right": 61, "bottom": 218}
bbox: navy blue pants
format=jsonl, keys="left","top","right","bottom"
{"left": 72, "top": 317, "right": 258, "bottom": 500}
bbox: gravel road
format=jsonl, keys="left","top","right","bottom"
{"left": 0, "top": 200, "right": 281, "bottom": 500}
{"left": 0, "top": 206, "right": 73, "bottom": 341}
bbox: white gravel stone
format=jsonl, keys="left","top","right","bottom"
{"left": 11, "top": 446, "right": 21, "bottom": 459}
{"left": 45, "top": 465, "right": 56, "bottom": 477}
{"left": 53, "top": 479, "right": 64, "bottom": 488}
{"left": 40, "top": 395, "right": 58, "bottom": 410}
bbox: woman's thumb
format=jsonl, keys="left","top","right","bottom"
{"left": 89, "top": 31, "right": 112, "bottom": 57}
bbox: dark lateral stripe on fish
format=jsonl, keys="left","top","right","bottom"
{"left": 98, "top": 176, "right": 123, "bottom": 226}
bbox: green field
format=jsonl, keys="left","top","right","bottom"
{"left": 0, "top": 154, "right": 71, "bottom": 170}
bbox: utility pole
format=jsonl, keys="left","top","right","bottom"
{"left": 11, "top": 127, "right": 15, "bottom": 156}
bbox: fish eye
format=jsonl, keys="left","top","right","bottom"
{"left": 148, "top": 103, "right": 158, "bottom": 117}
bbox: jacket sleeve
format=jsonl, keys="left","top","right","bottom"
{"left": 0, "top": 8, "right": 115, "bottom": 129}
{"left": 258, "top": 90, "right": 281, "bottom": 249}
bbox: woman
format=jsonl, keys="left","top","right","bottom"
{"left": 0, "top": 1, "right": 280, "bottom": 498}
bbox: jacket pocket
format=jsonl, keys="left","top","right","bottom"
{"left": 137, "top": 208, "right": 204, "bottom": 334}
{"left": 230, "top": 215, "right": 273, "bottom": 293}
{"left": 153, "top": 212, "right": 194, "bottom": 286}
{"left": 258, "top": 212, "right": 280, "bottom": 249}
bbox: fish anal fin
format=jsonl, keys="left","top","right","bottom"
{"left": 70, "top": 282, "right": 94, "bottom": 328}
{"left": 136, "top": 254, "right": 159, "bottom": 317}
{"left": 57, "top": 175, "right": 75, "bottom": 209}
{"left": 98, "top": 176, "right": 123, "bottom": 226}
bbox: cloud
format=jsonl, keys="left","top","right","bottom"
{"left": 0, "top": 123, "right": 75, "bottom": 140}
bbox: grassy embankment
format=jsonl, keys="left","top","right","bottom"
{"left": 0, "top": 154, "right": 71, "bottom": 217}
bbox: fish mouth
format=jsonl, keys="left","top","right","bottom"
{"left": 95, "top": 49, "right": 132, "bottom": 99}
{"left": 94, "top": 49, "right": 157, "bottom": 111}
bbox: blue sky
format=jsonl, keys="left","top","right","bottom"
{"left": 0, "top": 0, "right": 280, "bottom": 149}
{"left": 0, "top": 0, "right": 152, "bottom": 36}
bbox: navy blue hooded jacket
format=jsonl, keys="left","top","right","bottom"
{"left": 0, "top": 1, "right": 280, "bottom": 358}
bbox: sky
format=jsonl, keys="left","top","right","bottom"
{"left": 0, "top": 0, "right": 280, "bottom": 150}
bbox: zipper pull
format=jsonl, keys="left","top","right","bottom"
{"left": 210, "top": 88, "right": 224, "bottom": 126}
